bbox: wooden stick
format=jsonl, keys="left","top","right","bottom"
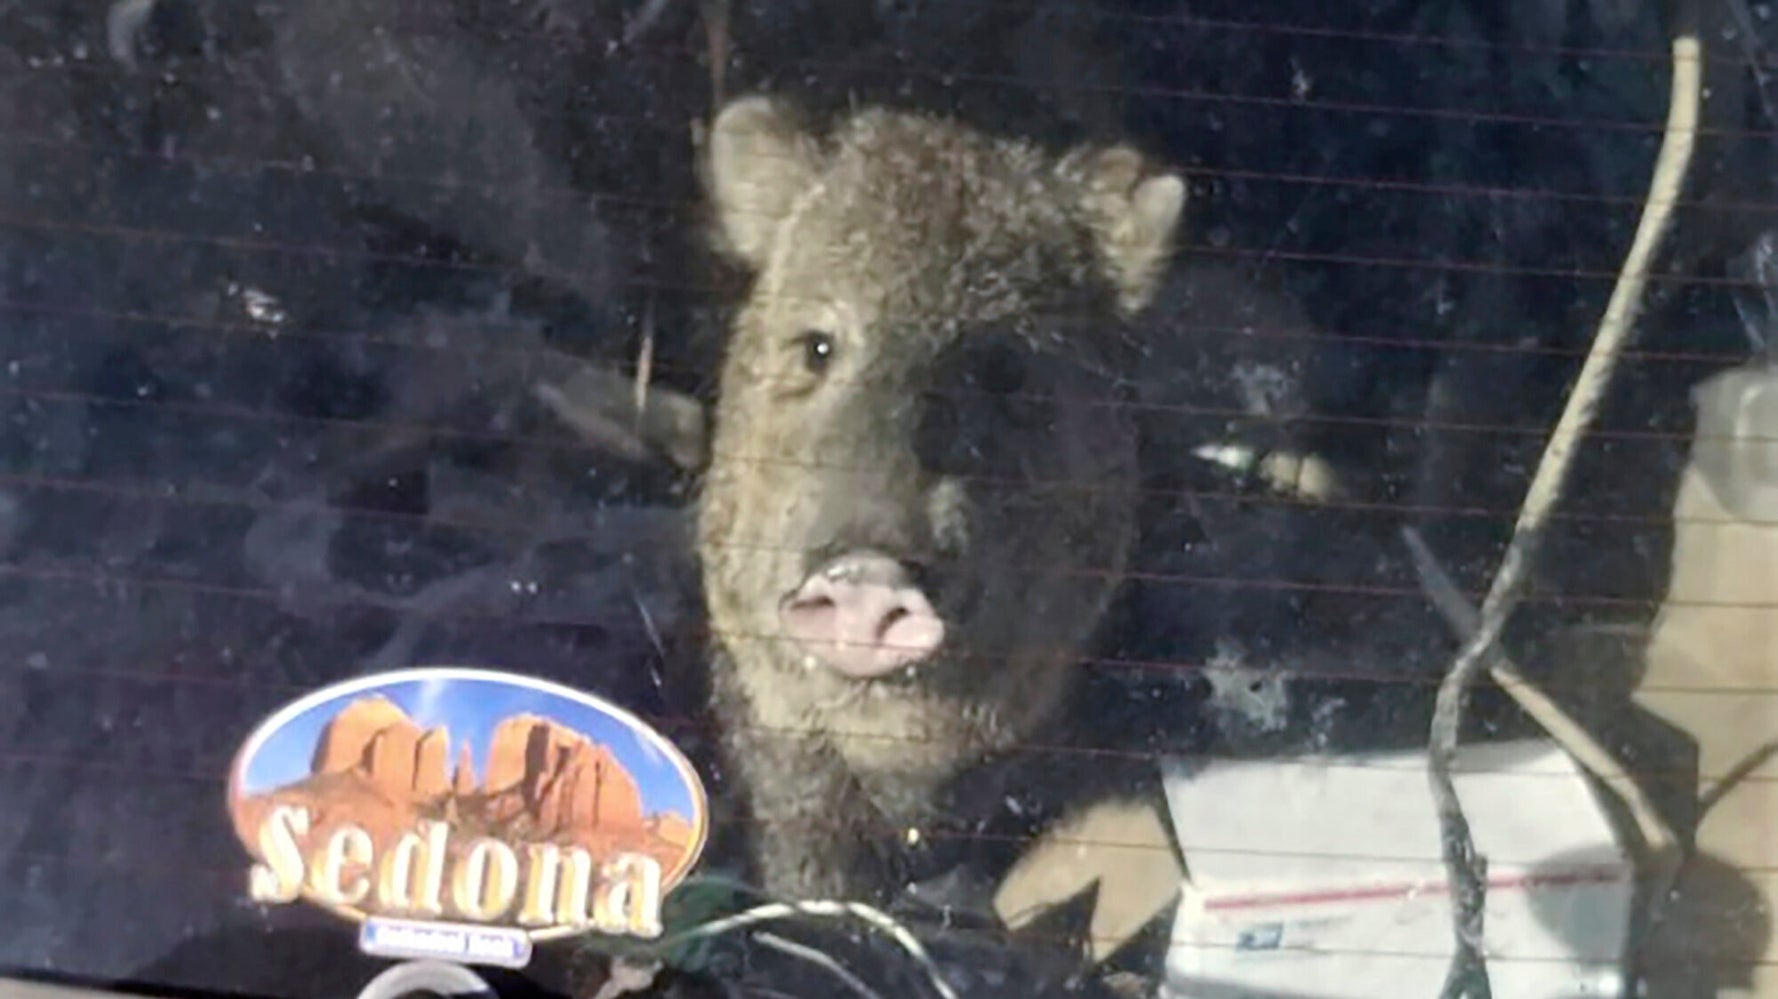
{"left": 1424, "top": 11, "right": 1701, "bottom": 996}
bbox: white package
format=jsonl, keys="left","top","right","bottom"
{"left": 1158, "top": 740, "right": 1634, "bottom": 999}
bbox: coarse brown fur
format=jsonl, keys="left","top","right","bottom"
{"left": 695, "top": 95, "right": 1186, "bottom": 902}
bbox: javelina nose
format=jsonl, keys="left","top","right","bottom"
{"left": 778, "top": 551, "right": 945, "bottom": 679}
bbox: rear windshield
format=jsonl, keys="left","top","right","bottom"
{"left": 1, "top": 3, "right": 1770, "bottom": 999}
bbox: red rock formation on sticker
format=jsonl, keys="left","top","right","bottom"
{"left": 308, "top": 694, "right": 451, "bottom": 798}
{"left": 485, "top": 713, "right": 644, "bottom": 834}
{"left": 453, "top": 743, "right": 476, "bottom": 796}
{"left": 311, "top": 695, "right": 410, "bottom": 774}
{"left": 648, "top": 812, "right": 696, "bottom": 848}
{"left": 561, "top": 744, "right": 645, "bottom": 830}
{"left": 365, "top": 723, "right": 420, "bottom": 796}
{"left": 414, "top": 727, "right": 451, "bottom": 797}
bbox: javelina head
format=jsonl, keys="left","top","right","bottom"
{"left": 697, "top": 96, "right": 1185, "bottom": 783}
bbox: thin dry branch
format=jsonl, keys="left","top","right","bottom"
{"left": 1404, "top": 526, "right": 1680, "bottom": 895}
{"left": 1424, "top": 13, "right": 1701, "bottom": 999}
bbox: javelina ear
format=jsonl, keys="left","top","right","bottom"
{"left": 1065, "top": 145, "right": 1188, "bottom": 314}
{"left": 704, "top": 96, "right": 822, "bottom": 268}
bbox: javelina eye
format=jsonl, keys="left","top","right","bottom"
{"left": 797, "top": 330, "right": 836, "bottom": 375}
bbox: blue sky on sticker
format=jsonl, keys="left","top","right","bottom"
{"left": 239, "top": 674, "right": 698, "bottom": 820}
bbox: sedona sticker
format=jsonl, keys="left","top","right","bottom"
{"left": 227, "top": 668, "right": 708, "bottom": 969}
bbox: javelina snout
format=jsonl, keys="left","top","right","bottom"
{"left": 779, "top": 549, "right": 945, "bottom": 679}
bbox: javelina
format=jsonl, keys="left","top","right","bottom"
{"left": 696, "top": 95, "right": 1186, "bottom": 902}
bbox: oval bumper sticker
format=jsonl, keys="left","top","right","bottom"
{"left": 227, "top": 667, "right": 709, "bottom": 969}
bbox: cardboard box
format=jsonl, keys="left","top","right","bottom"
{"left": 1630, "top": 365, "right": 1778, "bottom": 997}
{"left": 1157, "top": 740, "right": 1633, "bottom": 999}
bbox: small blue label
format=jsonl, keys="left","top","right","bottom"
{"left": 360, "top": 916, "right": 534, "bottom": 968}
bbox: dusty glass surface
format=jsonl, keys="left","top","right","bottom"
{"left": 0, "top": 1, "right": 1769, "bottom": 998}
